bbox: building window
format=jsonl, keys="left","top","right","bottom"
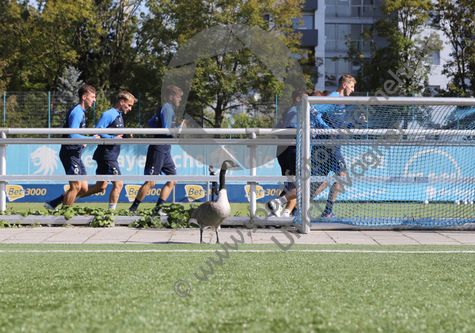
{"left": 429, "top": 50, "right": 440, "bottom": 65}
{"left": 325, "top": 23, "right": 372, "bottom": 52}
{"left": 325, "top": 58, "right": 362, "bottom": 87}
{"left": 293, "top": 12, "right": 314, "bottom": 30}
{"left": 326, "top": 0, "right": 373, "bottom": 18}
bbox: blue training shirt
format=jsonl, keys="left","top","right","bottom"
{"left": 61, "top": 104, "right": 95, "bottom": 152}
{"left": 310, "top": 91, "right": 359, "bottom": 148}
{"left": 93, "top": 107, "right": 124, "bottom": 161}
{"left": 148, "top": 103, "right": 181, "bottom": 152}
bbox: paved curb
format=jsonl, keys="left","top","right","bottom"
{"left": 1, "top": 227, "right": 474, "bottom": 245}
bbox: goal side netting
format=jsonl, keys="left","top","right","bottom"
{"left": 295, "top": 97, "right": 475, "bottom": 230}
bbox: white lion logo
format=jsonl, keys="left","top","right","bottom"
{"left": 30, "top": 146, "right": 59, "bottom": 175}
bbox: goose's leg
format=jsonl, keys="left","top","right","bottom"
{"left": 216, "top": 228, "right": 220, "bottom": 244}
{"left": 200, "top": 227, "right": 204, "bottom": 244}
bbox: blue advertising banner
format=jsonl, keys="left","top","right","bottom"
{"left": 5, "top": 144, "right": 475, "bottom": 203}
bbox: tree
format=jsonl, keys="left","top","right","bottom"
{"left": 344, "top": 0, "right": 440, "bottom": 95}
{"left": 75, "top": 0, "right": 142, "bottom": 92}
{"left": 0, "top": 0, "right": 100, "bottom": 91}
{"left": 149, "top": 0, "right": 307, "bottom": 129}
{"left": 430, "top": 0, "right": 475, "bottom": 97}
{"left": 57, "top": 66, "right": 84, "bottom": 106}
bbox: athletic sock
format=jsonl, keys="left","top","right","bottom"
{"left": 156, "top": 198, "right": 166, "bottom": 206}
{"left": 130, "top": 198, "right": 141, "bottom": 210}
{"left": 282, "top": 209, "right": 292, "bottom": 217}
{"left": 108, "top": 203, "right": 117, "bottom": 210}
{"left": 49, "top": 194, "right": 64, "bottom": 208}
{"left": 323, "top": 200, "right": 334, "bottom": 216}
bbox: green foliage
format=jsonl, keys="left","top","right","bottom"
{"left": 0, "top": 220, "right": 22, "bottom": 228}
{"left": 137, "top": 0, "right": 307, "bottom": 129}
{"left": 129, "top": 215, "right": 163, "bottom": 229}
{"left": 56, "top": 66, "right": 84, "bottom": 107}
{"left": 90, "top": 211, "right": 115, "bottom": 228}
{"left": 129, "top": 203, "right": 198, "bottom": 229}
{"left": 430, "top": 0, "right": 475, "bottom": 97}
{"left": 344, "top": 0, "right": 440, "bottom": 95}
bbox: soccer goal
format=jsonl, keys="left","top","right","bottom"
{"left": 295, "top": 96, "right": 475, "bottom": 232}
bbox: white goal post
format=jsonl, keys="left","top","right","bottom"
{"left": 296, "top": 96, "right": 475, "bottom": 232}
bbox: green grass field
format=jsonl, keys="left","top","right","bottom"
{"left": 1, "top": 244, "right": 475, "bottom": 332}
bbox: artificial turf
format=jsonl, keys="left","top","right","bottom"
{"left": 1, "top": 244, "right": 475, "bottom": 332}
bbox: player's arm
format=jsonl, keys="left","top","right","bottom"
{"left": 69, "top": 109, "right": 98, "bottom": 139}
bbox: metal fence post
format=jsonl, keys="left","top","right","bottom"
{"left": 300, "top": 98, "right": 310, "bottom": 234}
{"left": 0, "top": 131, "right": 7, "bottom": 211}
{"left": 3, "top": 91, "right": 5, "bottom": 127}
{"left": 48, "top": 91, "right": 51, "bottom": 138}
{"left": 138, "top": 91, "right": 141, "bottom": 138}
{"left": 248, "top": 131, "right": 257, "bottom": 217}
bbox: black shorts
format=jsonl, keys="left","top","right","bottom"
{"left": 312, "top": 146, "right": 347, "bottom": 176}
{"left": 144, "top": 148, "right": 177, "bottom": 176}
{"left": 96, "top": 160, "right": 121, "bottom": 175}
{"left": 60, "top": 151, "right": 87, "bottom": 175}
{"left": 278, "top": 146, "right": 296, "bottom": 192}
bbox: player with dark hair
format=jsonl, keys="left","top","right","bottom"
{"left": 128, "top": 85, "right": 185, "bottom": 214}
{"left": 45, "top": 84, "right": 100, "bottom": 210}
{"left": 267, "top": 88, "right": 307, "bottom": 217}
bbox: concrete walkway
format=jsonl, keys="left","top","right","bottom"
{"left": 1, "top": 227, "right": 474, "bottom": 245}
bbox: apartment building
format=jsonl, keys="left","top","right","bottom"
{"left": 294, "top": 0, "right": 450, "bottom": 93}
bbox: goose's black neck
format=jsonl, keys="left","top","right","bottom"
{"left": 219, "top": 168, "right": 227, "bottom": 191}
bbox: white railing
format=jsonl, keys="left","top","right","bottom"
{"left": 3, "top": 96, "right": 475, "bottom": 231}
{"left": 0, "top": 127, "right": 299, "bottom": 228}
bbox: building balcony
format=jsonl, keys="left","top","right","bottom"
{"left": 303, "top": 0, "right": 318, "bottom": 11}
{"left": 299, "top": 29, "right": 318, "bottom": 47}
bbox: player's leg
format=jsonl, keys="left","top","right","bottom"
{"left": 322, "top": 149, "right": 347, "bottom": 217}
{"left": 129, "top": 147, "right": 157, "bottom": 212}
{"left": 267, "top": 146, "right": 297, "bottom": 217}
{"left": 63, "top": 180, "right": 88, "bottom": 206}
{"left": 77, "top": 160, "right": 111, "bottom": 200}
{"left": 108, "top": 181, "right": 123, "bottom": 210}
{"left": 282, "top": 146, "right": 297, "bottom": 217}
{"left": 45, "top": 150, "right": 75, "bottom": 210}
{"left": 152, "top": 152, "right": 177, "bottom": 215}
{"left": 78, "top": 181, "right": 107, "bottom": 199}
{"left": 311, "top": 146, "right": 331, "bottom": 199}
{"left": 61, "top": 154, "right": 88, "bottom": 207}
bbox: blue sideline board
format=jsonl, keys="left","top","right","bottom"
{"left": 4, "top": 144, "right": 475, "bottom": 203}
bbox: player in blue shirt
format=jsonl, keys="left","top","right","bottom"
{"left": 310, "top": 74, "right": 361, "bottom": 218}
{"left": 45, "top": 85, "right": 100, "bottom": 209}
{"left": 128, "top": 85, "right": 185, "bottom": 214}
{"left": 75, "top": 91, "right": 137, "bottom": 210}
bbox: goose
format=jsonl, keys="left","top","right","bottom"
{"left": 189, "top": 160, "right": 238, "bottom": 244}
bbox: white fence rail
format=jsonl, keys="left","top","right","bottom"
{"left": 0, "top": 127, "right": 300, "bottom": 229}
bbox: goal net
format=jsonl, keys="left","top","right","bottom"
{"left": 295, "top": 96, "right": 475, "bottom": 231}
